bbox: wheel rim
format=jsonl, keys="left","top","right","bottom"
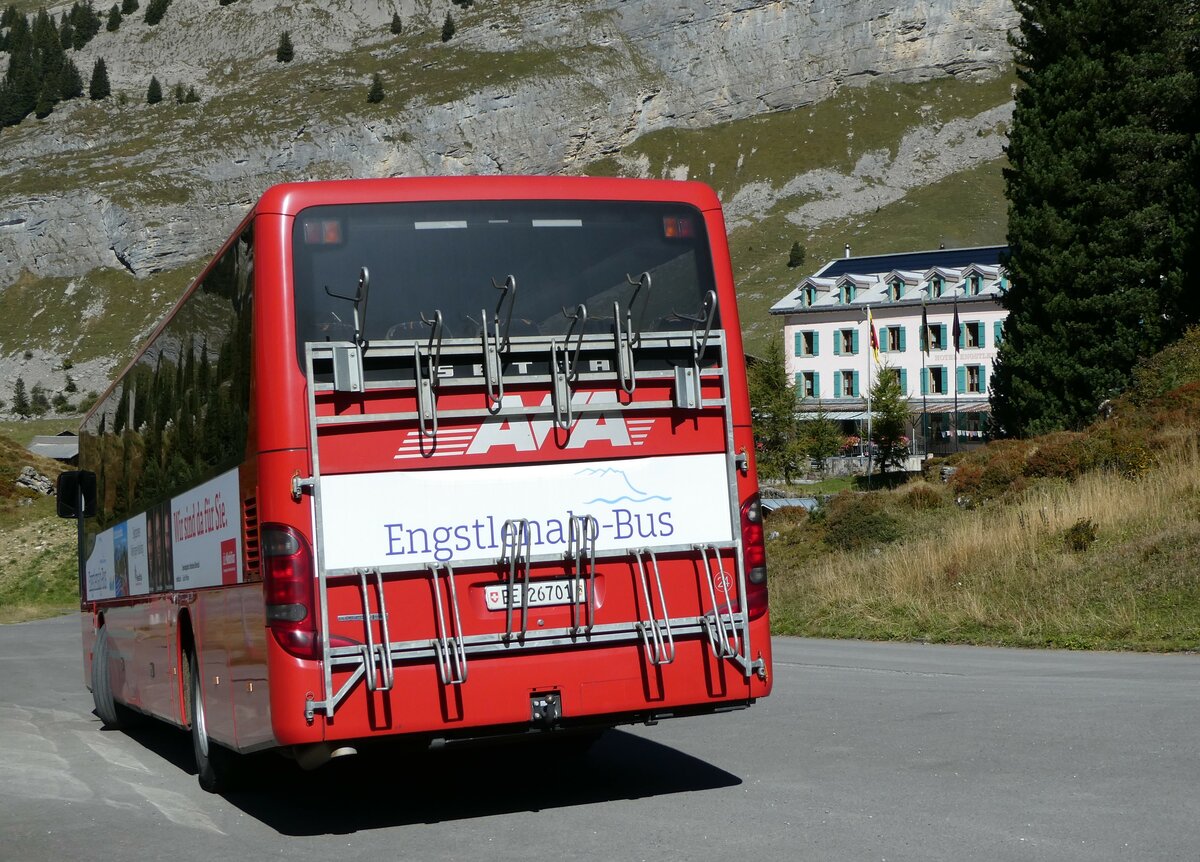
{"left": 192, "top": 661, "right": 209, "bottom": 759}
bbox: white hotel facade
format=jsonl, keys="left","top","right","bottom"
{"left": 769, "top": 246, "right": 1008, "bottom": 452}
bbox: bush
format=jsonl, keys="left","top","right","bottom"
{"left": 1024, "top": 431, "right": 1095, "bottom": 479}
{"left": 903, "top": 482, "right": 945, "bottom": 510}
{"left": 1063, "top": 518, "right": 1098, "bottom": 552}
{"left": 822, "top": 492, "right": 903, "bottom": 551}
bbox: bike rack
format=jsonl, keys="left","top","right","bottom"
{"left": 633, "top": 548, "right": 676, "bottom": 666}
{"left": 429, "top": 563, "right": 468, "bottom": 685}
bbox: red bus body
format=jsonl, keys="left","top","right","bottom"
{"left": 70, "top": 177, "right": 772, "bottom": 785}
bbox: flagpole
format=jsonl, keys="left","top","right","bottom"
{"left": 921, "top": 293, "right": 928, "bottom": 456}
{"left": 866, "top": 308, "right": 873, "bottom": 484}
{"left": 952, "top": 295, "right": 960, "bottom": 453}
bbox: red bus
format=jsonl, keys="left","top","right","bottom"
{"left": 57, "top": 176, "right": 773, "bottom": 792}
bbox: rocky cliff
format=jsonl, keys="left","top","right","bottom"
{"left": 0, "top": 0, "right": 1017, "bottom": 402}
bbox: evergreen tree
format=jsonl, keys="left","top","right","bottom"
{"left": 12, "top": 377, "right": 30, "bottom": 417}
{"left": 389, "top": 11, "right": 402, "bottom": 34}
{"left": 60, "top": 58, "right": 84, "bottom": 99}
{"left": 748, "top": 335, "right": 804, "bottom": 481}
{"left": 70, "top": 1, "right": 102, "bottom": 49}
{"left": 787, "top": 241, "right": 807, "bottom": 269}
{"left": 171, "top": 81, "right": 184, "bottom": 103}
{"left": 440, "top": 11, "right": 455, "bottom": 42}
{"left": 451, "top": 0, "right": 473, "bottom": 7}
{"left": 143, "top": 0, "right": 169, "bottom": 25}
{"left": 183, "top": 84, "right": 198, "bottom": 103}
{"left": 367, "top": 72, "right": 384, "bottom": 103}
{"left": 65, "top": 373, "right": 78, "bottom": 394}
{"left": 88, "top": 57, "right": 110, "bottom": 99}
{"left": 146, "top": 75, "right": 161, "bottom": 104}
{"left": 34, "top": 78, "right": 55, "bottom": 118}
{"left": 991, "top": 0, "right": 1199, "bottom": 436}
{"left": 58, "top": 14, "right": 73, "bottom": 49}
{"left": 106, "top": 4, "right": 121, "bottom": 31}
{"left": 30, "top": 383, "right": 50, "bottom": 417}
{"left": 868, "top": 366, "right": 911, "bottom": 474}
{"left": 218, "top": 0, "right": 237, "bottom": 5}
{"left": 120, "top": 0, "right": 138, "bottom": 13}
{"left": 798, "top": 407, "right": 843, "bottom": 472}
{"left": 276, "top": 30, "right": 293, "bottom": 62}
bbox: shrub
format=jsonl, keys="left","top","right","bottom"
{"left": 367, "top": 73, "right": 384, "bottom": 103}
{"left": 903, "top": 482, "right": 945, "bottom": 510}
{"left": 1063, "top": 518, "right": 1097, "bottom": 552}
{"left": 822, "top": 492, "right": 903, "bottom": 551}
{"left": 1024, "top": 431, "right": 1095, "bottom": 479}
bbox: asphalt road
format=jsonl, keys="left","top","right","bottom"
{"left": 2, "top": 614, "right": 1198, "bottom": 861}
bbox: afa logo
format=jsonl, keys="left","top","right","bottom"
{"left": 394, "top": 391, "right": 655, "bottom": 460}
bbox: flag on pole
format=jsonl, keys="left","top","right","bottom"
{"left": 921, "top": 296, "right": 929, "bottom": 354}
{"left": 867, "top": 306, "right": 881, "bottom": 364}
{"left": 952, "top": 297, "right": 961, "bottom": 353}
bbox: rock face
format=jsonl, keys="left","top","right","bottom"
{"left": 0, "top": 0, "right": 1016, "bottom": 282}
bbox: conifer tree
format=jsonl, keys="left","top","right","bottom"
{"left": 106, "top": 4, "right": 120, "bottom": 31}
{"left": 991, "top": 0, "right": 1200, "bottom": 436}
{"left": 12, "top": 377, "right": 30, "bottom": 417}
{"left": 389, "top": 12, "right": 401, "bottom": 34}
{"left": 58, "top": 14, "right": 73, "bottom": 48}
{"left": 35, "top": 78, "right": 55, "bottom": 118}
{"left": 868, "top": 367, "right": 911, "bottom": 474}
{"left": 88, "top": 57, "right": 110, "bottom": 99}
{"left": 60, "top": 58, "right": 83, "bottom": 99}
{"left": 787, "top": 241, "right": 807, "bottom": 269}
{"left": 747, "top": 335, "right": 804, "bottom": 481}
{"left": 143, "top": 0, "right": 169, "bottom": 25}
{"left": 146, "top": 75, "right": 161, "bottom": 104}
{"left": 171, "top": 81, "right": 184, "bottom": 103}
{"left": 183, "top": 84, "right": 198, "bottom": 103}
{"left": 120, "top": 0, "right": 138, "bottom": 13}
{"left": 440, "top": 11, "right": 455, "bottom": 42}
{"left": 276, "top": 30, "right": 293, "bottom": 62}
{"left": 367, "top": 72, "right": 384, "bottom": 103}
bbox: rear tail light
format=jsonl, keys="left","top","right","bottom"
{"left": 263, "top": 524, "right": 319, "bottom": 660}
{"left": 741, "top": 495, "right": 769, "bottom": 621}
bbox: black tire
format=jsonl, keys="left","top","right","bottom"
{"left": 91, "top": 626, "right": 123, "bottom": 729}
{"left": 187, "top": 649, "right": 241, "bottom": 793}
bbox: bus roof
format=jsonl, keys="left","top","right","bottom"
{"left": 255, "top": 176, "right": 724, "bottom": 217}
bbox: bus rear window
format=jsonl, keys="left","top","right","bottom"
{"left": 290, "top": 199, "right": 718, "bottom": 361}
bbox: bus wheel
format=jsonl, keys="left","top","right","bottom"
{"left": 187, "top": 650, "right": 240, "bottom": 793}
{"left": 91, "top": 626, "right": 123, "bottom": 729}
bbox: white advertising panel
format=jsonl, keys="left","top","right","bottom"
{"left": 85, "top": 528, "right": 115, "bottom": 601}
{"left": 318, "top": 453, "right": 734, "bottom": 570}
{"left": 171, "top": 468, "right": 242, "bottom": 589}
{"left": 125, "top": 512, "right": 149, "bottom": 597}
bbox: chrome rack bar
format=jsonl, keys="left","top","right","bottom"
{"left": 566, "top": 514, "right": 598, "bottom": 635}
{"left": 550, "top": 304, "right": 587, "bottom": 430}
{"left": 633, "top": 548, "right": 676, "bottom": 666}
{"left": 428, "top": 563, "right": 468, "bottom": 685}
{"left": 674, "top": 290, "right": 718, "bottom": 409}
{"left": 697, "top": 544, "right": 740, "bottom": 660}
{"left": 481, "top": 275, "right": 517, "bottom": 413}
{"left": 614, "top": 271, "right": 650, "bottom": 395}
{"left": 354, "top": 569, "right": 394, "bottom": 692}
{"left": 501, "top": 519, "right": 532, "bottom": 641}
{"left": 413, "top": 310, "right": 444, "bottom": 442}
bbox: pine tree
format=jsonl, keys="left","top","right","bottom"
{"left": 30, "top": 383, "right": 50, "bottom": 417}
{"left": 120, "top": 0, "right": 138, "bottom": 13}
{"left": 441, "top": 11, "right": 455, "bottom": 42}
{"left": 451, "top": 0, "right": 473, "bottom": 7}
{"left": 106, "top": 4, "right": 120, "bottom": 31}
{"left": 183, "top": 85, "right": 198, "bottom": 103}
{"left": 12, "top": 377, "right": 30, "bottom": 417}
{"left": 60, "top": 58, "right": 84, "bottom": 99}
{"left": 748, "top": 335, "right": 804, "bottom": 481}
{"left": 143, "top": 0, "right": 169, "bottom": 26}
{"left": 34, "top": 78, "right": 55, "bottom": 118}
{"left": 389, "top": 11, "right": 402, "bottom": 34}
{"left": 991, "top": 0, "right": 1200, "bottom": 436}
{"left": 88, "top": 57, "right": 110, "bottom": 99}
{"left": 146, "top": 75, "right": 161, "bottom": 104}
{"left": 367, "top": 72, "right": 384, "bottom": 103}
{"left": 70, "top": 1, "right": 102, "bottom": 49}
{"left": 276, "top": 30, "right": 293, "bottom": 63}
{"left": 868, "top": 366, "right": 911, "bottom": 474}
{"left": 171, "top": 81, "right": 184, "bottom": 103}
{"left": 787, "top": 241, "right": 807, "bottom": 269}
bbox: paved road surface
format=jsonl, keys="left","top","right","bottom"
{"left": 2, "top": 614, "right": 1197, "bottom": 861}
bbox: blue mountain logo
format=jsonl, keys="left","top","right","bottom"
{"left": 575, "top": 467, "right": 672, "bottom": 505}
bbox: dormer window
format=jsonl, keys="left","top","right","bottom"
{"left": 930, "top": 276, "right": 944, "bottom": 298}
{"left": 889, "top": 280, "right": 903, "bottom": 301}
{"left": 968, "top": 275, "right": 982, "bottom": 296}
{"left": 840, "top": 285, "right": 856, "bottom": 304}
{"left": 804, "top": 286, "right": 817, "bottom": 306}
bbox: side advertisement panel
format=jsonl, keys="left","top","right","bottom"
{"left": 85, "top": 468, "right": 242, "bottom": 601}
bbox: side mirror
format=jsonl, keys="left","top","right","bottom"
{"left": 56, "top": 471, "right": 97, "bottom": 519}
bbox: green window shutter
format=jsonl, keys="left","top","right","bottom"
{"left": 812, "top": 331, "right": 819, "bottom": 355}
{"left": 898, "top": 326, "right": 906, "bottom": 353}
{"left": 834, "top": 370, "right": 843, "bottom": 398}
{"left": 834, "top": 332, "right": 842, "bottom": 356}
{"left": 920, "top": 325, "right": 927, "bottom": 352}
{"left": 957, "top": 366, "right": 966, "bottom": 394}
{"left": 794, "top": 332, "right": 803, "bottom": 356}
{"left": 994, "top": 321, "right": 1003, "bottom": 345}
{"left": 852, "top": 371, "right": 860, "bottom": 398}
{"left": 980, "top": 366, "right": 988, "bottom": 393}
{"left": 852, "top": 329, "right": 860, "bottom": 354}
{"left": 813, "top": 371, "right": 820, "bottom": 397}
{"left": 899, "top": 369, "right": 908, "bottom": 393}
{"left": 940, "top": 324, "right": 947, "bottom": 349}
{"left": 957, "top": 324, "right": 965, "bottom": 351}
{"left": 879, "top": 328, "right": 888, "bottom": 353}
{"left": 921, "top": 368, "right": 929, "bottom": 395}
{"left": 977, "top": 322, "right": 986, "bottom": 348}
{"left": 794, "top": 373, "right": 803, "bottom": 389}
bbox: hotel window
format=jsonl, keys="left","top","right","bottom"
{"left": 968, "top": 275, "right": 983, "bottom": 296}
{"left": 962, "top": 321, "right": 985, "bottom": 349}
{"left": 925, "top": 323, "right": 947, "bottom": 351}
{"left": 803, "top": 286, "right": 817, "bottom": 306}
{"left": 797, "top": 371, "right": 819, "bottom": 398}
{"left": 924, "top": 366, "right": 947, "bottom": 395}
{"left": 794, "top": 330, "right": 818, "bottom": 357}
{"left": 834, "top": 370, "right": 859, "bottom": 398}
{"left": 834, "top": 328, "right": 859, "bottom": 355}
{"left": 930, "top": 276, "right": 944, "bottom": 297}
{"left": 889, "top": 280, "right": 903, "bottom": 301}
{"left": 962, "top": 365, "right": 986, "bottom": 394}
{"left": 886, "top": 325, "right": 905, "bottom": 352}
{"left": 840, "top": 285, "right": 857, "bottom": 304}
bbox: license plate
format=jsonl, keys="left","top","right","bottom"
{"left": 483, "top": 579, "right": 586, "bottom": 611}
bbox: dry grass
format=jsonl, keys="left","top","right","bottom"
{"left": 769, "top": 435, "right": 1200, "bottom": 650}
